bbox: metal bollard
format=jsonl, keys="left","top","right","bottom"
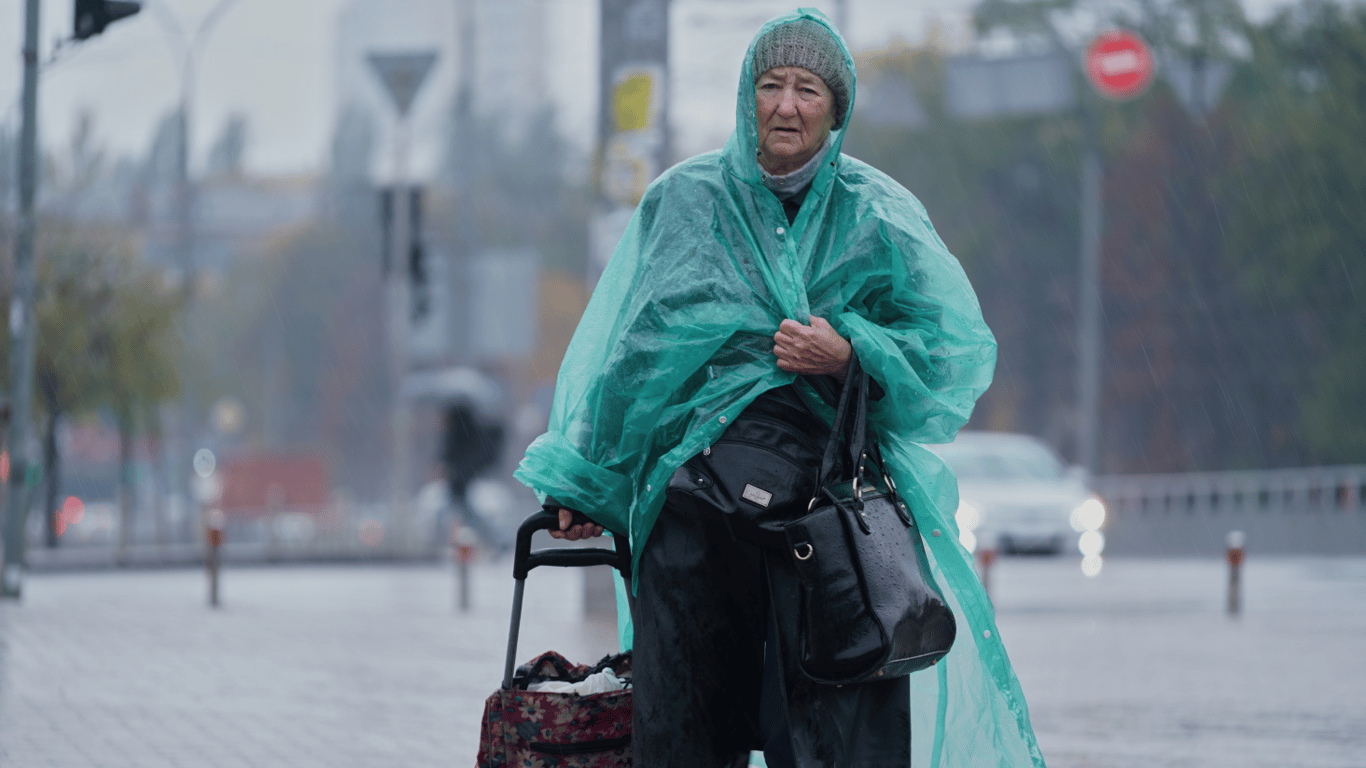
{"left": 453, "top": 524, "right": 478, "bottom": 612}
{"left": 205, "top": 509, "right": 225, "bottom": 608}
{"left": 976, "top": 546, "right": 998, "bottom": 602}
{"left": 1226, "top": 530, "right": 1245, "bottom": 618}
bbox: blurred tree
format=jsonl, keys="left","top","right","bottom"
{"left": 206, "top": 113, "right": 248, "bottom": 180}
{"left": 2, "top": 224, "right": 182, "bottom": 545}
{"left": 0, "top": 125, "right": 13, "bottom": 242}
{"left": 420, "top": 105, "right": 592, "bottom": 484}
{"left": 143, "top": 110, "right": 184, "bottom": 186}
{"left": 847, "top": 0, "right": 1361, "bottom": 472}
{"left": 191, "top": 217, "right": 390, "bottom": 500}
{"left": 1087, "top": 0, "right": 1365, "bottom": 469}
{"left": 844, "top": 45, "right": 1086, "bottom": 456}
{"left": 1098, "top": 87, "right": 1303, "bottom": 471}
{"left": 327, "top": 102, "right": 378, "bottom": 224}
{"left": 437, "top": 106, "right": 591, "bottom": 275}
{"left": 1220, "top": 1, "right": 1366, "bottom": 461}
{"left": 65, "top": 110, "right": 107, "bottom": 195}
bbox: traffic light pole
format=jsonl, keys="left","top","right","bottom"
{"left": 387, "top": 123, "right": 414, "bottom": 549}
{"left": 1043, "top": 22, "right": 1106, "bottom": 476}
{"left": 1077, "top": 131, "right": 1103, "bottom": 476}
{"left": 145, "top": 0, "right": 242, "bottom": 548}
{"left": 367, "top": 51, "right": 436, "bottom": 550}
{"left": 4, "top": 0, "right": 43, "bottom": 599}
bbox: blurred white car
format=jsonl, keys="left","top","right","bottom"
{"left": 924, "top": 432, "right": 1106, "bottom": 557}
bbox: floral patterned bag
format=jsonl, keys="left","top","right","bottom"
{"left": 478, "top": 512, "right": 635, "bottom": 767}
{"left": 476, "top": 650, "right": 632, "bottom": 768}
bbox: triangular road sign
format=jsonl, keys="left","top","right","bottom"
{"left": 367, "top": 51, "right": 439, "bottom": 117}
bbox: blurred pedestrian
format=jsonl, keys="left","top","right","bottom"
{"left": 518, "top": 9, "right": 1042, "bottom": 767}
{"left": 441, "top": 401, "right": 505, "bottom": 550}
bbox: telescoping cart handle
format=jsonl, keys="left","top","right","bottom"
{"left": 502, "top": 511, "right": 631, "bottom": 689}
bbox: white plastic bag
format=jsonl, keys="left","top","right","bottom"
{"left": 526, "top": 667, "right": 627, "bottom": 695}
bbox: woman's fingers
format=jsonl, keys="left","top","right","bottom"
{"left": 548, "top": 508, "right": 605, "bottom": 540}
{"left": 773, "top": 315, "right": 851, "bottom": 375}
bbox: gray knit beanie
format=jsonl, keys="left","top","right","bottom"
{"left": 752, "top": 17, "right": 852, "bottom": 128}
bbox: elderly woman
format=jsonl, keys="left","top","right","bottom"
{"left": 518, "top": 9, "right": 1044, "bottom": 768}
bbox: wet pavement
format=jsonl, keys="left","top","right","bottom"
{"left": 995, "top": 556, "right": 1366, "bottom": 768}
{"left": 0, "top": 552, "right": 1362, "bottom": 767}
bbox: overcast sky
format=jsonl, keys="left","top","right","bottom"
{"left": 1, "top": 0, "right": 1297, "bottom": 179}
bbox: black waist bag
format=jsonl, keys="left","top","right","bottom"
{"left": 665, "top": 386, "right": 832, "bottom": 548}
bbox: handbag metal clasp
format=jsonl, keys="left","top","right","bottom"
{"left": 793, "top": 542, "right": 814, "bottom": 560}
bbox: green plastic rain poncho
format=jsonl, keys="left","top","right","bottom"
{"left": 516, "top": 8, "right": 1045, "bottom": 767}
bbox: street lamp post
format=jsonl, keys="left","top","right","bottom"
{"left": 4, "top": 0, "right": 146, "bottom": 599}
{"left": 2, "top": 0, "right": 43, "bottom": 599}
{"left": 146, "top": 0, "right": 243, "bottom": 546}
{"left": 148, "top": 0, "right": 243, "bottom": 289}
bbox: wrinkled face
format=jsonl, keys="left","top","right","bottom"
{"left": 755, "top": 66, "right": 837, "bottom": 175}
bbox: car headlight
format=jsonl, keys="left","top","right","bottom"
{"left": 1078, "top": 530, "right": 1105, "bottom": 557}
{"left": 1080, "top": 555, "right": 1103, "bottom": 578}
{"left": 1069, "top": 496, "right": 1106, "bottom": 532}
{"left": 955, "top": 500, "right": 981, "bottom": 532}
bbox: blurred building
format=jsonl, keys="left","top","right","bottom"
{"left": 46, "top": 110, "right": 320, "bottom": 279}
{"left": 334, "top": 0, "right": 561, "bottom": 184}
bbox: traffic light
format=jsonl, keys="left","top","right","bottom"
{"left": 74, "top": 0, "right": 141, "bottom": 40}
{"left": 378, "top": 187, "right": 394, "bottom": 276}
{"left": 408, "top": 187, "right": 429, "bottom": 321}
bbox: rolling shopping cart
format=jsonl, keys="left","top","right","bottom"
{"left": 476, "top": 511, "right": 634, "bottom": 768}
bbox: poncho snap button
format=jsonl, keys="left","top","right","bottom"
{"left": 776, "top": 227, "right": 785, "bottom": 235}
{"left": 719, "top": 416, "right": 727, "bottom": 424}
{"left": 983, "top": 630, "right": 992, "bottom": 639}
{"left": 932, "top": 529, "right": 941, "bottom": 537}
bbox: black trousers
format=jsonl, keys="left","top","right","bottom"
{"left": 629, "top": 498, "right": 912, "bottom": 767}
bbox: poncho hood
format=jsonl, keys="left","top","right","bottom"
{"left": 517, "top": 8, "right": 1044, "bottom": 766}
{"left": 725, "top": 9, "right": 854, "bottom": 189}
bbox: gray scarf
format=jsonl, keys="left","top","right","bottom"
{"left": 761, "top": 138, "right": 832, "bottom": 199}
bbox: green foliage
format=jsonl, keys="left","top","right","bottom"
{"left": 1220, "top": 1, "right": 1366, "bottom": 460}
{"left": 7, "top": 223, "right": 183, "bottom": 430}
{"left": 845, "top": 0, "right": 1366, "bottom": 470}
{"left": 845, "top": 46, "right": 1086, "bottom": 453}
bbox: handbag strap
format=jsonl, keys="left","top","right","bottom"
{"left": 813, "top": 357, "right": 913, "bottom": 529}
{"left": 816, "top": 354, "right": 870, "bottom": 493}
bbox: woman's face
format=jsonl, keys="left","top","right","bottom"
{"left": 755, "top": 66, "right": 836, "bottom": 175}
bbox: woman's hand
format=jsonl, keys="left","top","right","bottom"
{"left": 774, "top": 316, "right": 852, "bottom": 379}
{"left": 548, "top": 508, "right": 605, "bottom": 540}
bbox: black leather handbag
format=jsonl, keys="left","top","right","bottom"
{"left": 781, "top": 356, "right": 957, "bottom": 685}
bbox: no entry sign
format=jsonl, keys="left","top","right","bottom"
{"left": 1085, "top": 30, "right": 1155, "bottom": 100}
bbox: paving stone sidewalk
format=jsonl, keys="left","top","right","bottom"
{"left": 0, "top": 557, "right": 619, "bottom": 768}
{"left": 1, "top": 554, "right": 1363, "bottom": 767}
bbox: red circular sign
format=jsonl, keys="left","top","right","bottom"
{"left": 1085, "top": 30, "right": 1155, "bottom": 100}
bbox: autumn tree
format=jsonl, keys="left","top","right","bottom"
{"left": 1, "top": 223, "right": 182, "bottom": 545}
{"left": 1219, "top": 1, "right": 1366, "bottom": 461}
